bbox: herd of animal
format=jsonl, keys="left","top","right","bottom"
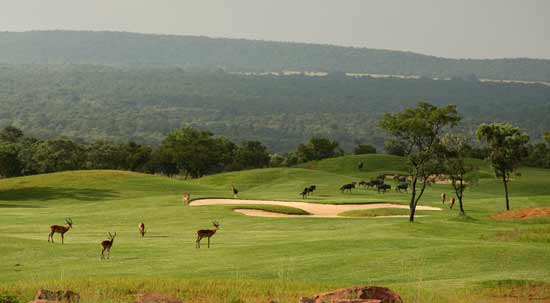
{"left": 47, "top": 218, "right": 221, "bottom": 259}
{"left": 298, "top": 173, "right": 411, "bottom": 198}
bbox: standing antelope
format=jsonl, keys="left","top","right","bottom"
{"left": 48, "top": 218, "right": 73, "bottom": 244}
{"left": 196, "top": 221, "right": 219, "bottom": 249}
{"left": 138, "top": 222, "right": 146, "bottom": 237}
{"left": 101, "top": 232, "right": 116, "bottom": 259}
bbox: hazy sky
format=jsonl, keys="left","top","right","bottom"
{"left": 2, "top": 0, "right": 549, "bottom": 59}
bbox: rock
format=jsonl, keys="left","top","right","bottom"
{"left": 299, "top": 286, "right": 402, "bottom": 303}
{"left": 137, "top": 293, "right": 184, "bottom": 303}
{"left": 34, "top": 290, "right": 80, "bottom": 303}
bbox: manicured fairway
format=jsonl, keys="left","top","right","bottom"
{"left": 1, "top": 155, "right": 549, "bottom": 303}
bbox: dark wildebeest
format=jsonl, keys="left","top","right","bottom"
{"left": 398, "top": 176, "right": 407, "bottom": 182}
{"left": 300, "top": 188, "right": 309, "bottom": 199}
{"left": 358, "top": 162, "right": 364, "bottom": 171}
{"left": 367, "top": 179, "right": 384, "bottom": 188}
{"left": 307, "top": 185, "right": 316, "bottom": 195}
{"left": 377, "top": 184, "right": 391, "bottom": 193}
{"left": 340, "top": 183, "right": 355, "bottom": 193}
{"left": 358, "top": 180, "right": 367, "bottom": 188}
{"left": 396, "top": 183, "right": 409, "bottom": 193}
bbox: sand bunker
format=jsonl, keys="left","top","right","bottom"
{"left": 492, "top": 207, "right": 550, "bottom": 220}
{"left": 190, "top": 199, "right": 441, "bottom": 218}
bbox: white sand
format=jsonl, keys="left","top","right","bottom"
{"left": 190, "top": 199, "right": 441, "bottom": 218}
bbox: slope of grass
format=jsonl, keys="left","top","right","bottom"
{"left": 1, "top": 154, "right": 550, "bottom": 302}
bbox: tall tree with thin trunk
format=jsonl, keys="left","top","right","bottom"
{"left": 380, "top": 102, "right": 460, "bottom": 222}
{"left": 477, "top": 123, "right": 529, "bottom": 211}
{"left": 441, "top": 134, "right": 479, "bottom": 215}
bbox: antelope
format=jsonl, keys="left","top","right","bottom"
{"left": 182, "top": 193, "right": 191, "bottom": 204}
{"left": 196, "top": 221, "right": 219, "bottom": 249}
{"left": 441, "top": 192, "right": 446, "bottom": 204}
{"left": 101, "top": 232, "right": 116, "bottom": 259}
{"left": 449, "top": 197, "right": 456, "bottom": 210}
{"left": 48, "top": 218, "right": 73, "bottom": 244}
{"left": 139, "top": 222, "right": 146, "bottom": 237}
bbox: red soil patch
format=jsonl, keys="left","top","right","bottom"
{"left": 492, "top": 207, "right": 550, "bottom": 220}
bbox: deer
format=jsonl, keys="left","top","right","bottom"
{"left": 101, "top": 232, "right": 116, "bottom": 259}
{"left": 196, "top": 221, "right": 219, "bottom": 249}
{"left": 139, "top": 222, "right": 146, "bottom": 237}
{"left": 182, "top": 193, "right": 191, "bottom": 204}
{"left": 48, "top": 218, "right": 73, "bottom": 244}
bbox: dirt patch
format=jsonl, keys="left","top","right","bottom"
{"left": 191, "top": 199, "right": 441, "bottom": 218}
{"left": 492, "top": 207, "right": 550, "bottom": 220}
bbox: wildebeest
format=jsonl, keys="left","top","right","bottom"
{"left": 358, "top": 162, "right": 364, "bottom": 170}
{"left": 441, "top": 192, "right": 446, "bottom": 204}
{"left": 396, "top": 183, "right": 409, "bottom": 193}
{"left": 367, "top": 179, "right": 384, "bottom": 188}
{"left": 307, "top": 185, "right": 316, "bottom": 195}
{"left": 300, "top": 187, "right": 309, "bottom": 199}
{"left": 358, "top": 180, "right": 367, "bottom": 188}
{"left": 377, "top": 184, "right": 391, "bottom": 193}
{"left": 397, "top": 176, "right": 407, "bottom": 182}
{"left": 340, "top": 183, "right": 355, "bottom": 193}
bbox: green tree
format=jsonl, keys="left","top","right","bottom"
{"left": 235, "top": 141, "right": 270, "bottom": 169}
{"left": 477, "top": 123, "right": 529, "bottom": 211}
{"left": 160, "top": 127, "right": 235, "bottom": 178}
{"left": 380, "top": 102, "right": 460, "bottom": 222}
{"left": 441, "top": 134, "right": 479, "bottom": 215}
{"left": 0, "top": 126, "right": 24, "bottom": 143}
{"left": 354, "top": 144, "right": 377, "bottom": 154}
{"left": 0, "top": 143, "right": 24, "bottom": 177}
{"left": 384, "top": 139, "right": 407, "bottom": 156}
{"left": 32, "top": 138, "right": 85, "bottom": 173}
{"left": 296, "top": 137, "right": 342, "bottom": 162}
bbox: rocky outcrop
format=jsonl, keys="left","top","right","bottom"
{"left": 299, "top": 286, "right": 403, "bottom": 303}
{"left": 32, "top": 290, "right": 80, "bottom": 303}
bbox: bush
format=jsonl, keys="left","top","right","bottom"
{"left": 0, "top": 294, "right": 19, "bottom": 303}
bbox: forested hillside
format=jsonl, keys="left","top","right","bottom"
{"left": 1, "top": 31, "right": 550, "bottom": 82}
{"left": 1, "top": 65, "right": 548, "bottom": 152}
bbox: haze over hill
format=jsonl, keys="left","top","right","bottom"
{"left": 1, "top": 31, "right": 550, "bottom": 82}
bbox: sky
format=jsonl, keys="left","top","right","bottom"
{"left": 1, "top": 0, "right": 549, "bottom": 59}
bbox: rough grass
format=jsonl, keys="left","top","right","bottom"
{"left": 339, "top": 208, "right": 420, "bottom": 217}
{"left": 229, "top": 204, "right": 311, "bottom": 215}
{"left": 1, "top": 154, "right": 550, "bottom": 302}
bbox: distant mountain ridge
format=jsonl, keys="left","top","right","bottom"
{"left": 1, "top": 30, "right": 549, "bottom": 82}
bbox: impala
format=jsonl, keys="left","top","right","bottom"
{"left": 196, "top": 221, "right": 219, "bottom": 249}
{"left": 139, "top": 222, "right": 146, "bottom": 237}
{"left": 101, "top": 232, "right": 116, "bottom": 259}
{"left": 48, "top": 218, "right": 73, "bottom": 244}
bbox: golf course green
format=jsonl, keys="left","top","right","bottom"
{"left": 1, "top": 154, "right": 549, "bottom": 302}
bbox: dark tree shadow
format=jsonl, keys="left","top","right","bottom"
{"left": 0, "top": 187, "right": 119, "bottom": 202}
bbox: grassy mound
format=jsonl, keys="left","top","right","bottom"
{"left": 1, "top": 156, "right": 550, "bottom": 302}
{"left": 230, "top": 204, "right": 311, "bottom": 215}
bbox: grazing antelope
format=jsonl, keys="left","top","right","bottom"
{"left": 182, "top": 193, "right": 191, "bottom": 204}
{"left": 48, "top": 218, "right": 73, "bottom": 244}
{"left": 101, "top": 232, "right": 116, "bottom": 259}
{"left": 196, "top": 221, "right": 219, "bottom": 249}
{"left": 139, "top": 222, "right": 146, "bottom": 237}
{"left": 441, "top": 192, "right": 446, "bottom": 204}
{"left": 449, "top": 197, "right": 456, "bottom": 210}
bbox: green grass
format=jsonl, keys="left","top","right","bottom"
{"left": 339, "top": 208, "right": 422, "bottom": 217}
{"left": 1, "top": 154, "right": 550, "bottom": 302}
{"left": 230, "top": 204, "right": 311, "bottom": 215}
